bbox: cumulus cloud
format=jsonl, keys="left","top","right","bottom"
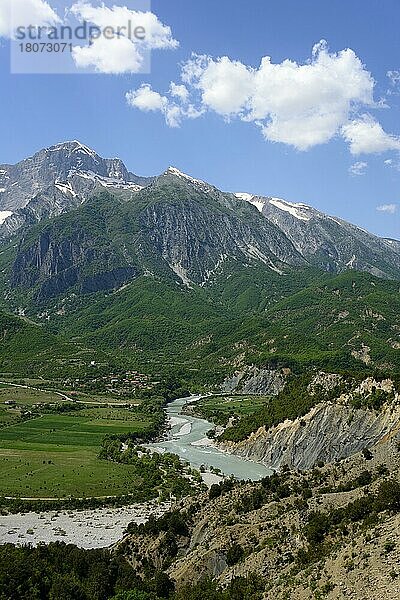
{"left": 376, "top": 204, "right": 397, "bottom": 214}
{"left": 341, "top": 115, "right": 400, "bottom": 154}
{"left": 182, "top": 54, "right": 255, "bottom": 117}
{"left": 127, "top": 41, "right": 400, "bottom": 156}
{"left": 126, "top": 83, "right": 203, "bottom": 128}
{"left": 170, "top": 82, "right": 189, "bottom": 103}
{"left": 73, "top": 35, "right": 144, "bottom": 74}
{"left": 0, "top": 0, "right": 178, "bottom": 74}
{"left": 126, "top": 84, "right": 167, "bottom": 112}
{"left": 127, "top": 41, "right": 392, "bottom": 151}
{"left": 349, "top": 161, "right": 368, "bottom": 176}
{"left": 70, "top": 1, "right": 178, "bottom": 74}
{"left": 0, "top": 0, "right": 60, "bottom": 39}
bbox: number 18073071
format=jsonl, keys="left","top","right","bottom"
{"left": 19, "top": 43, "right": 73, "bottom": 53}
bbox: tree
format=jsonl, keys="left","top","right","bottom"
{"left": 226, "top": 543, "right": 244, "bottom": 566}
{"left": 110, "top": 591, "right": 158, "bottom": 600}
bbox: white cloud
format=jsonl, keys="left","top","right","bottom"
{"left": 73, "top": 36, "right": 143, "bottom": 74}
{"left": 251, "top": 41, "right": 374, "bottom": 149}
{"left": 341, "top": 114, "right": 400, "bottom": 154}
{"left": 169, "top": 83, "right": 189, "bottom": 103}
{"left": 126, "top": 84, "right": 167, "bottom": 112}
{"left": 0, "top": 0, "right": 178, "bottom": 74}
{"left": 185, "top": 55, "right": 254, "bottom": 117}
{"left": 70, "top": 1, "right": 178, "bottom": 74}
{"left": 126, "top": 84, "right": 203, "bottom": 128}
{"left": 384, "top": 159, "right": 393, "bottom": 166}
{"left": 387, "top": 70, "right": 400, "bottom": 86}
{"left": 127, "top": 41, "right": 386, "bottom": 151}
{"left": 349, "top": 161, "right": 367, "bottom": 176}
{"left": 376, "top": 204, "right": 397, "bottom": 214}
{"left": 0, "top": 0, "right": 60, "bottom": 39}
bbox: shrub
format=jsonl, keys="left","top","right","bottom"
{"left": 362, "top": 448, "right": 373, "bottom": 460}
{"left": 209, "top": 484, "right": 222, "bottom": 500}
{"left": 226, "top": 543, "right": 245, "bottom": 566}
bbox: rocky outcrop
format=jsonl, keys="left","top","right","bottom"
{"left": 220, "top": 401, "right": 400, "bottom": 470}
{"left": 0, "top": 141, "right": 149, "bottom": 213}
{"left": 136, "top": 173, "right": 303, "bottom": 286}
{"left": 8, "top": 171, "right": 303, "bottom": 301}
{"left": 119, "top": 435, "right": 400, "bottom": 599}
{"left": 252, "top": 194, "right": 400, "bottom": 279}
{"left": 2, "top": 141, "right": 400, "bottom": 283}
{"left": 12, "top": 228, "right": 140, "bottom": 299}
{"left": 221, "top": 366, "right": 289, "bottom": 395}
{"left": 219, "top": 379, "right": 400, "bottom": 470}
{"left": 0, "top": 141, "right": 152, "bottom": 240}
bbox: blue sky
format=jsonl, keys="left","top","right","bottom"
{"left": 0, "top": 0, "right": 400, "bottom": 238}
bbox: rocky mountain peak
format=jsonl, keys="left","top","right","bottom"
{"left": 164, "top": 166, "right": 201, "bottom": 182}
{"left": 45, "top": 140, "right": 100, "bottom": 157}
{"left": 236, "top": 192, "right": 313, "bottom": 220}
{"left": 157, "top": 166, "right": 221, "bottom": 196}
{"left": 0, "top": 142, "right": 153, "bottom": 239}
{"left": 1, "top": 142, "right": 400, "bottom": 285}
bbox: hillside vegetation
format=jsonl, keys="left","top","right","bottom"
{"left": 3, "top": 434, "right": 400, "bottom": 599}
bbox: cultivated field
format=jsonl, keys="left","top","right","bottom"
{"left": 0, "top": 391, "right": 152, "bottom": 498}
{"left": 0, "top": 384, "right": 61, "bottom": 406}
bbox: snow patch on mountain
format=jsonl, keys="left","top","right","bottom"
{"left": 269, "top": 198, "right": 311, "bottom": 221}
{"left": 384, "top": 238, "right": 400, "bottom": 247}
{"left": 55, "top": 182, "right": 78, "bottom": 198}
{"left": 236, "top": 193, "right": 312, "bottom": 221}
{"left": 0, "top": 211, "right": 12, "bottom": 224}
{"left": 235, "top": 193, "right": 266, "bottom": 213}
{"left": 48, "top": 141, "right": 99, "bottom": 161}
{"left": 74, "top": 171, "right": 142, "bottom": 191}
{"left": 235, "top": 192, "right": 254, "bottom": 202}
{"left": 166, "top": 167, "right": 205, "bottom": 186}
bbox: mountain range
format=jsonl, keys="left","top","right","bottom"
{"left": 1, "top": 141, "right": 399, "bottom": 282}
{"left": 0, "top": 141, "right": 399, "bottom": 380}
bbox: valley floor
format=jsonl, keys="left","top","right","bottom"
{"left": 0, "top": 500, "right": 171, "bottom": 549}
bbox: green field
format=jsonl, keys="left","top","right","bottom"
{"left": 0, "top": 406, "right": 152, "bottom": 498}
{"left": 193, "top": 394, "right": 270, "bottom": 426}
{"left": 0, "top": 380, "right": 140, "bottom": 407}
{"left": 0, "top": 385, "right": 61, "bottom": 406}
{"left": 0, "top": 385, "right": 63, "bottom": 429}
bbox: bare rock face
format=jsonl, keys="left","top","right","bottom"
{"left": 12, "top": 228, "right": 139, "bottom": 299}
{"left": 119, "top": 434, "right": 400, "bottom": 599}
{"left": 0, "top": 141, "right": 151, "bottom": 240}
{"left": 135, "top": 172, "right": 303, "bottom": 286}
{"left": 0, "top": 141, "right": 147, "bottom": 213}
{"left": 221, "top": 366, "right": 288, "bottom": 395}
{"left": 242, "top": 194, "right": 400, "bottom": 279}
{"left": 219, "top": 378, "right": 400, "bottom": 470}
{"left": 220, "top": 402, "right": 400, "bottom": 470}
{"left": 7, "top": 170, "right": 304, "bottom": 301}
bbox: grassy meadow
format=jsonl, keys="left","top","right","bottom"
{"left": 0, "top": 386, "right": 153, "bottom": 498}
{"left": 193, "top": 394, "right": 270, "bottom": 426}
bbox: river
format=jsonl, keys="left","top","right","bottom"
{"left": 0, "top": 395, "right": 271, "bottom": 549}
{"left": 147, "top": 395, "right": 272, "bottom": 481}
